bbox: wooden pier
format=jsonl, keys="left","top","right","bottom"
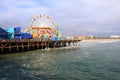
{"left": 0, "top": 39, "right": 81, "bottom": 54}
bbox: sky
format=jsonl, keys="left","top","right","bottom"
{"left": 0, "top": 0, "right": 120, "bottom": 36}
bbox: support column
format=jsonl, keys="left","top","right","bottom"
{"left": 9, "top": 43, "right": 11, "bottom": 53}
{"left": 22, "top": 43, "right": 24, "bottom": 51}
{"left": 17, "top": 43, "right": 19, "bottom": 52}
{"left": 37, "top": 42, "right": 39, "bottom": 49}
{"left": 42, "top": 41, "right": 43, "bottom": 49}
{"left": 28, "top": 42, "right": 30, "bottom": 50}
{"left": 1, "top": 44, "right": 3, "bottom": 53}
{"left": 47, "top": 41, "right": 49, "bottom": 49}
{"left": 33, "top": 42, "right": 35, "bottom": 50}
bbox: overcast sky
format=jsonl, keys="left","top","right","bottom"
{"left": 0, "top": 0, "right": 120, "bottom": 36}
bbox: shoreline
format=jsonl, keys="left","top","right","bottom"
{"left": 81, "top": 39, "right": 120, "bottom": 42}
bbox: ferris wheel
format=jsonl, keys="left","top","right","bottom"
{"left": 30, "top": 14, "right": 56, "bottom": 29}
{"left": 29, "top": 14, "right": 58, "bottom": 39}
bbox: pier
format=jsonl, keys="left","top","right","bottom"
{"left": 0, "top": 39, "right": 81, "bottom": 54}
{"left": 0, "top": 14, "right": 81, "bottom": 54}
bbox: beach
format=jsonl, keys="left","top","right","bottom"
{"left": 81, "top": 39, "right": 120, "bottom": 42}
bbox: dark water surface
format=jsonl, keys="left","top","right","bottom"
{"left": 0, "top": 41, "right": 120, "bottom": 80}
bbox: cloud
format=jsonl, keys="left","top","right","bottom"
{"left": 0, "top": 0, "right": 120, "bottom": 36}
{"left": 0, "top": 0, "right": 50, "bottom": 29}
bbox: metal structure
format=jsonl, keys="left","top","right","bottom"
{"left": 30, "top": 14, "right": 58, "bottom": 40}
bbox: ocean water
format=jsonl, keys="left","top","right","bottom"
{"left": 0, "top": 41, "right": 120, "bottom": 80}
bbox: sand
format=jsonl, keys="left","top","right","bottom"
{"left": 81, "top": 39, "right": 120, "bottom": 42}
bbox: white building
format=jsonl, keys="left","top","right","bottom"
{"left": 88, "top": 35, "right": 94, "bottom": 39}
{"left": 110, "top": 35, "right": 120, "bottom": 39}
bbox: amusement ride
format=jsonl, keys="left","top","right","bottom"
{"left": 24, "top": 14, "right": 61, "bottom": 40}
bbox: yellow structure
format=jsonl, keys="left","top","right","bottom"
{"left": 30, "top": 27, "right": 57, "bottom": 39}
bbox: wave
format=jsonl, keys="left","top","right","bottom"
{"left": 100, "top": 40, "right": 120, "bottom": 43}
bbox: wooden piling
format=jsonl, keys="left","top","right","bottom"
{"left": 17, "top": 43, "right": 19, "bottom": 52}
{"left": 1, "top": 44, "right": 3, "bottom": 53}
{"left": 9, "top": 43, "right": 11, "bottom": 53}
{"left": 22, "top": 43, "right": 24, "bottom": 51}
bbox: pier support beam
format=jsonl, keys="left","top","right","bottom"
{"left": 37, "top": 42, "right": 39, "bottom": 49}
{"left": 9, "top": 43, "right": 11, "bottom": 53}
{"left": 28, "top": 42, "right": 30, "bottom": 50}
{"left": 1, "top": 44, "right": 4, "bottom": 53}
{"left": 42, "top": 42, "right": 43, "bottom": 49}
{"left": 17, "top": 43, "right": 19, "bottom": 52}
{"left": 22, "top": 43, "right": 24, "bottom": 51}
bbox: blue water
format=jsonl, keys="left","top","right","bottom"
{"left": 0, "top": 41, "right": 120, "bottom": 80}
